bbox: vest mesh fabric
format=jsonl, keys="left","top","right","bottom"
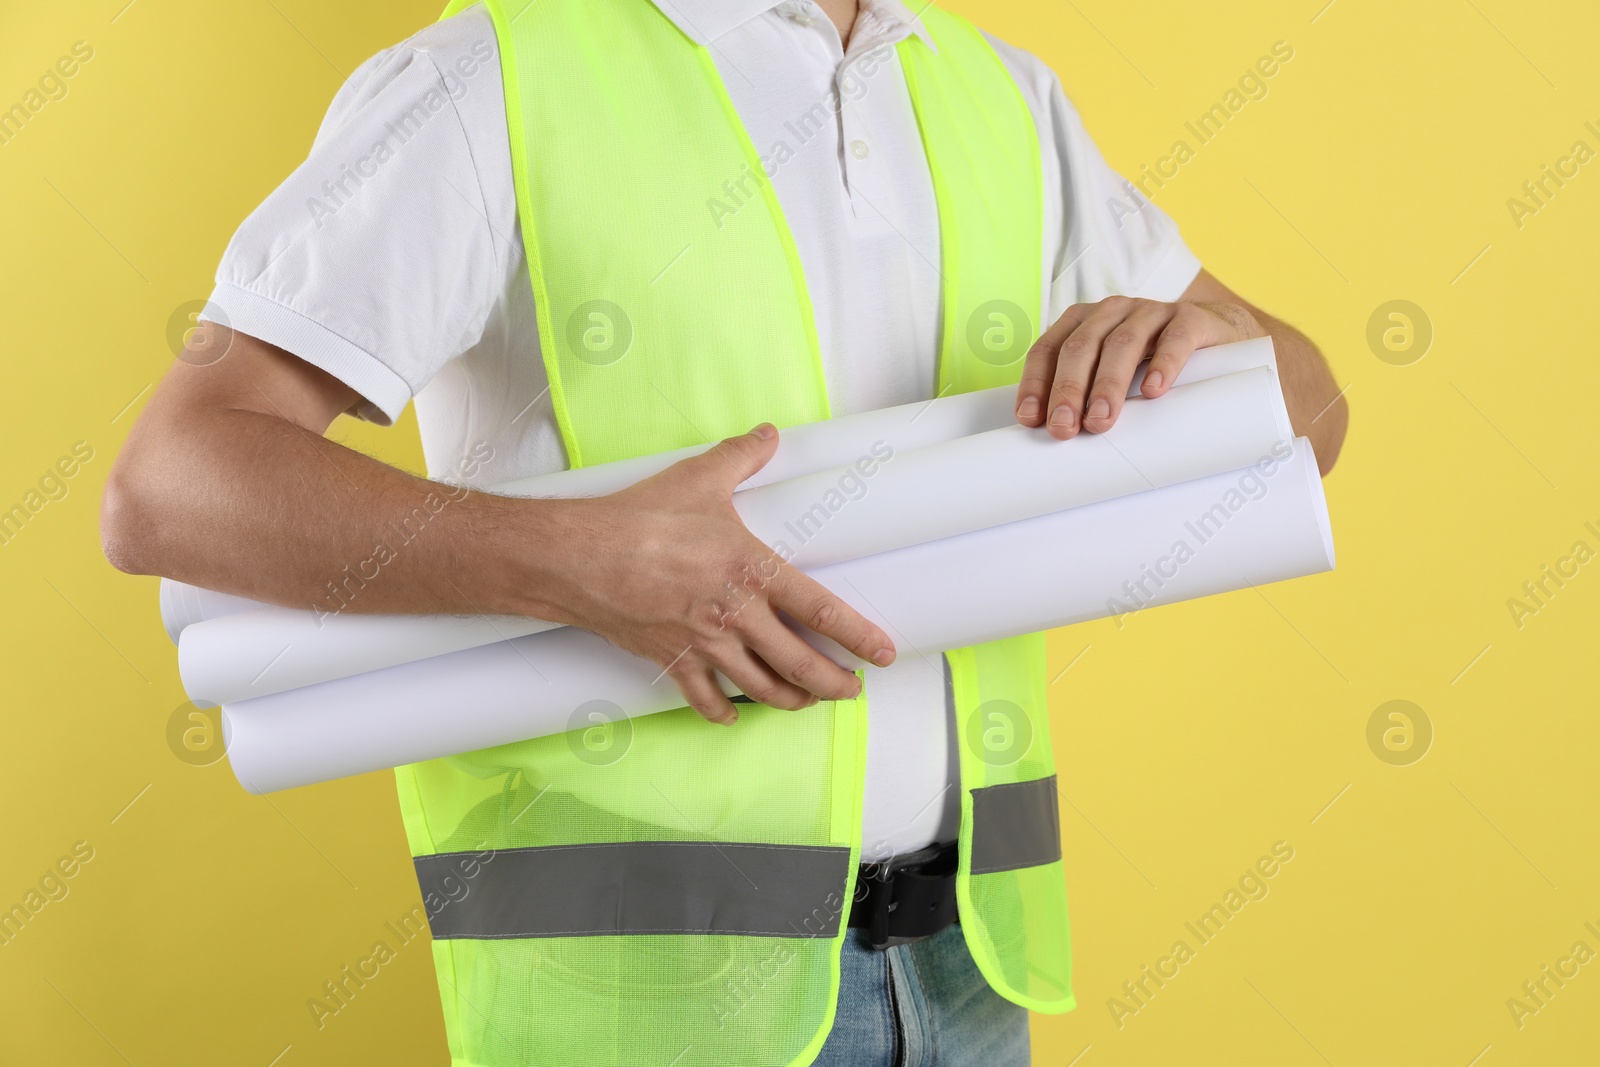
{"left": 397, "top": 700, "right": 866, "bottom": 1064}
{"left": 404, "top": 2, "right": 1074, "bottom": 1063}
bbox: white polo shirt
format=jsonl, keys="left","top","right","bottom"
{"left": 203, "top": 0, "right": 1202, "bottom": 860}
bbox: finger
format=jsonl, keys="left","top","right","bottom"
{"left": 710, "top": 640, "right": 819, "bottom": 711}
{"left": 1082, "top": 301, "right": 1174, "bottom": 433}
{"left": 670, "top": 659, "right": 742, "bottom": 725}
{"left": 686, "top": 423, "right": 780, "bottom": 494}
{"left": 769, "top": 568, "right": 894, "bottom": 675}
{"left": 1047, "top": 298, "right": 1133, "bottom": 440}
{"left": 1142, "top": 304, "right": 1227, "bottom": 398}
{"left": 1015, "top": 304, "right": 1091, "bottom": 427}
{"left": 739, "top": 609, "right": 865, "bottom": 703}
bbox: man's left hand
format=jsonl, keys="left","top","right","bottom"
{"left": 1013, "top": 296, "right": 1265, "bottom": 440}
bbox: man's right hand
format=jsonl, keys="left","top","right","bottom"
{"left": 539, "top": 425, "right": 897, "bottom": 725}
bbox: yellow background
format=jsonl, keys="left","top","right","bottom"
{"left": 2, "top": 0, "right": 1596, "bottom": 1063}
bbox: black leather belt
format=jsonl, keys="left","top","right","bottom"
{"left": 847, "top": 841, "right": 959, "bottom": 949}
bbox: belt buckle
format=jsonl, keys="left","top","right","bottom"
{"left": 861, "top": 861, "right": 899, "bottom": 950}
{"left": 856, "top": 844, "right": 957, "bottom": 950}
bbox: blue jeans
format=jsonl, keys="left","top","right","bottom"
{"left": 813, "top": 924, "right": 1030, "bottom": 1066}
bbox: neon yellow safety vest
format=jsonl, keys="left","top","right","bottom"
{"left": 400, "top": 2, "right": 1074, "bottom": 1063}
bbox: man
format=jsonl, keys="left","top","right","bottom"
{"left": 103, "top": 0, "right": 1348, "bottom": 1063}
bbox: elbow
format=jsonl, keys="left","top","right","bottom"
{"left": 100, "top": 453, "right": 159, "bottom": 575}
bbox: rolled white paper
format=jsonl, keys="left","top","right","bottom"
{"left": 802, "top": 436, "right": 1334, "bottom": 667}
{"left": 221, "top": 437, "right": 1332, "bottom": 793}
{"left": 177, "top": 339, "right": 1287, "bottom": 706}
{"left": 161, "top": 383, "right": 1019, "bottom": 644}
{"left": 733, "top": 366, "right": 1292, "bottom": 571}
{"left": 158, "top": 579, "right": 260, "bottom": 644}
{"left": 159, "top": 337, "right": 1279, "bottom": 640}
{"left": 180, "top": 608, "right": 566, "bottom": 708}
{"left": 182, "top": 369, "right": 1286, "bottom": 705}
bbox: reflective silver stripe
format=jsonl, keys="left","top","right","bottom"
{"left": 969, "top": 775, "right": 1062, "bottom": 875}
{"left": 415, "top": 841, "right": 853, "bottom": 940}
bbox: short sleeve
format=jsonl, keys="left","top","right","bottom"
{"left": 984, "top": 34, "right": 1204, "bottom": 318}
{"left": 201, "top": 10, "right": 516, "bottom": 425}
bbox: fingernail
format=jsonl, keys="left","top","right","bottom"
{"left": 1017, "top": 396, "right": 1040, "bottom": 421}
{"left": 1145, "top": 370, "right": 1163, "bottom": 391}
{"left": 1049, "top": 405, "right": 1076, "bottom": 430}
{"left": 721, "top": 710, "right": 738, "bottom": 726}
{"left": 752, "top": 423, "right": 775, "bottom": 439}
{"left": 871, "top": 647, "right": 895, "bottom": 667}
{"left": 1087, "top": 397, "right": 1110, "bottom": 421}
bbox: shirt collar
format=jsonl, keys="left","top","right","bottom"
{"left": 652, "top": 0, "right": 936, "bottom": 51}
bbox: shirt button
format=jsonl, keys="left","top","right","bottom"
{"left": 850, "top": 139, "right": 870, "bottom": 159}
{"left": 793, "top": 12, "right": 814, "bottom": 25}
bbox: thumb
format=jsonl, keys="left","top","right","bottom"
{"left": 694, "top": 423, "right": 779, "bottom": 494}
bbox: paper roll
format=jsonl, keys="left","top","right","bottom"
{"left": 159, "top": 336, "right": 1280, "bottom": 642}
{"left": 178, "top": 342, "right": 1289, "bottom": 706}
{"left": 801, "top": 436, "right": 1335, "bottom": 666}
{"left": 734, "top": 366, "right": 1292, "bottom": 571}
{"left": 160, "top": 382, "right": 1020, "bottom": 644}
{"left": 158, "top": 579, "right": 261, "bottom": 644}
{"left": 221, "top": 438, "right": 1332, "bottom": 793}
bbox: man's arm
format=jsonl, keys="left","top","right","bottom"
{"left": 101, "top": 325, "right": 897, "bottom": 724}
{"left": 1013, "top": 269, "right": 1349, "bottom": 473}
